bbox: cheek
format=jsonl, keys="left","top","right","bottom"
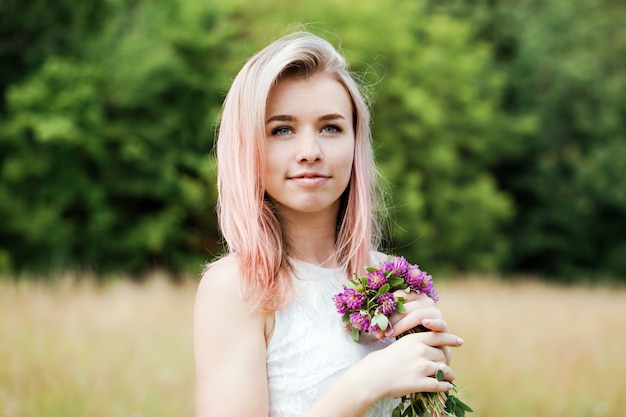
{"left": 337, "top": 143, "right": 356, "bottom": 185}
{"left": 264, "top": 145, "right": 283, "bottom": 175}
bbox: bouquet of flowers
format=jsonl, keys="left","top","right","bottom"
{"left": 333, "top": 256, "right": 473, "bottom": 417}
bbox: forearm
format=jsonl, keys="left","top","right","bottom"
{"left": 299, "top": 363, "right": 380, "bottom": 417}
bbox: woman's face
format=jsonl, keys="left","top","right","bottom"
{"left": 263, "top": 74, "right": 355, "bottom": 219}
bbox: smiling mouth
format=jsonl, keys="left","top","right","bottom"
{"left": 288, "top": 174, "right": 330, "bottom": 186}
{"left": 289, "top": 172, "right": 329, "bottom": 180}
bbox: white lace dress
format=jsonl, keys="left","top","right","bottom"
{"left": 266, "top": 259, "right": 400, "bottom": 417}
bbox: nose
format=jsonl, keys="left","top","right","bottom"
{"left": 296, "top": 130, "right": 322, "bottom": 162}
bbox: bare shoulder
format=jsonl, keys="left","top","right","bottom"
{"left": 196, "top": 254, "right": 242, "bottom": 303}
{"left": 194, "top": 253, "right": 261, "bottom": 327}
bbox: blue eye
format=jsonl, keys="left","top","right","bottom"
{"left": 322, "top": 125, "right": 342, "bottom": 134}
{"left": 271, "top": 126, "right": 293, "bottom": 136}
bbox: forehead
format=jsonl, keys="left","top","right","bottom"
{"left": 266, "top": 74, "right": 354, "bottom": 119}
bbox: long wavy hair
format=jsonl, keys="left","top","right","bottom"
{"left": 214, "top": 31, "right": 385, "bottom": 312}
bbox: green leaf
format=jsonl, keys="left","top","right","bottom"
{"left": 387, "top": 277, "right": 405, "bottom": 287}
{"left": 351, "top": 327, "right": 360, "bottom": 342}
{"left": 375, "top": 283, "right": 391, "bottom": 297}
{"left": 371, "top": 312, "right": 389, "bottom": 331}
{"left": 456, "top": 399, "right": 473, "bottom": 412}
{"left": 396, "top": 302, "right": 406, "bottom": 313}
{"left": 444, "top": 396, "right": 455, "bottom": 412}
{"left": 446, "top": 394, "right": 473, "bottom": 416}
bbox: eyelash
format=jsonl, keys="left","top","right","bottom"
{"left": 322, "top": 124, "right": 343, "bottom": 134}
{"left": 271, "top": 126, "right": 293, "bottom": 136}
{"left": 270, "top": 124, "right": 344, "bottom": 136}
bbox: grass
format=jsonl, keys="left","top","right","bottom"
{"left": 0, "top": 273, "right": 196, "bottom": 417}
{"left": 437, "top": 277, "right": 625, "bottom": 417}
{"left": 1, "top": 274, "right": 624, "bottom": 417}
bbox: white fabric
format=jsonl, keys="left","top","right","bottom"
{"left": 266, "top": 259, "right": 400, "bottom": 417}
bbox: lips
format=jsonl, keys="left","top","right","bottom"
{"left": 289, "top": 172, "right": 329, "bottom": 180}
{"left": 288, "top": 172, "right": 330, "bottom": 186}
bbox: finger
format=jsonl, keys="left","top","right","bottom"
{"left": 417, "top": 331, "right": 464, "bottom": 349}
{"left": 442, "top": 345, "right": 452, "bottom": 365}
{"left": 431, "top": 360, "right": 456, "bottom": 382}
{"left": 387, "top": 309, "right": 446, "bottom": 337}
{"left": 358, "top": 329, "right": 386, "bottom": 343}
{"left": 421, "top": 318, "right": 448, "bottom": 333}
{"left": 424, "top": 347, "right": 448, "bottom": 369}
{"left": 419, "top": 377, "right": 455, "bottom": 393}
{"left": 372, "top": 328, "right": 386, "bottom": 340}
{"left": 393, "top": 291, "right": 436, "bottom": 313}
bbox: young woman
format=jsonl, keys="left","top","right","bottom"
{"left": 193, "top": 31, "right": 464, "bottom": 417}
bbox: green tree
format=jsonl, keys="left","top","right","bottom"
{"left": 368, "top": 8, "right": 517, "bottom": 274}
{"left": 0, "top": 0, "right": 245, "bottom": 273}
{"left": 1, "top": 0, "right": 520, "bottom": 276}
{"left": 454, "top": 0, "right": 626, "bottom": 280}
{"left": 0, "top": 0, "right": 114, "bottom": 110}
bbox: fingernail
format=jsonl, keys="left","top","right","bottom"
{"left": 457, "top": 337, "right": 464, "bottom": 345}
{"left": 385, "top": 328, "right": 394, "bottom": 337}
{"left": 444, "top": 382, "right": 454, "bottom": 391}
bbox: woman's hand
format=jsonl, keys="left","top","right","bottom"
{"left": 369, "top": 291, "right": 456, "bottom": 364}
{"left": 387, "top": 291, "right": 446, "bottom": 335}
{"left": 349, "top": 330, "right": 463, "bottom": 402}
{"left": 371, "top": 290, "right": 445, "bottom": 336}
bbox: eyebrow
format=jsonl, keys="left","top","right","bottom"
{"left": 266, "top": 115, "right": 295, "bottom": 124}
{"left": 265, "top": 113, "right": 346, "bottom": 124}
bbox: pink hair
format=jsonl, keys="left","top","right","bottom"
{"left": 213, "top": 31, "right": 384, "bottom": 312}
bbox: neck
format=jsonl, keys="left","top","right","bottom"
{"left": 277, "top": 207, "right": 340, "bottom": 268}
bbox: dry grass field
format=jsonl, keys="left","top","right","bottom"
{"left": 438, "top": 277, "right": 625, "bottom": 417}
{"left": 1, "top": 274, "right": 196, "bottom": 417}
{"left": 1, "top": 274, "right": 624, "bottom": 417}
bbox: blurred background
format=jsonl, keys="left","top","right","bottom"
{"left": 1, "top": 0, "right": 625, "bottom": 281}
{"left": 1, "top": 0, "right": 624, "bottom": 416}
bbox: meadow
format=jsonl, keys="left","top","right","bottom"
{"left": 1, "top": 274, "right": 624, "bottom": 417}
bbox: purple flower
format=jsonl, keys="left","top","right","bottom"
{"left": 349, "top": 311, "right": 371, "bottom": 332}
{"left": 367, "top": 269, "right": 387, "bottom": 290}
{"left": 333, "top": 256, "right": 441, "bottom": 344}
{"left": 382, "top": 256, "right": 409, "bottom": 277}
{"left": 375, "top": 292, "right": 397, "bottom": 316}
{"left": 333, "top": 287, "right": 366, "bottom": 314}
{"left": 422, "top": 274, "right": 439, "bottom": 302}
{"left": 333, "top": 294, "right": 348, "bottom": 314}
{"left": 405, "top": 265, "right": 427, "bottom": 291}
{"left": 404, "top": 264, "right": 439, "bottom": 301}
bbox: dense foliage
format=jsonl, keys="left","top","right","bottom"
{"left": 1, "top": 0, "right": 623, "bottom": 281}
{"left": 457, "top": 0, "right": 626, "bottom": 279}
